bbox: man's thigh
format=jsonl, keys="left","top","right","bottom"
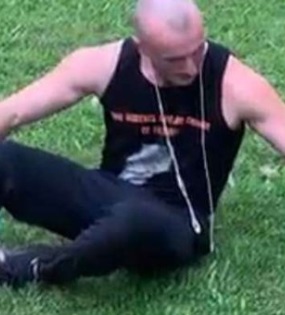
{"left": 0, "top": 141, "right": 144, "bottom": 238}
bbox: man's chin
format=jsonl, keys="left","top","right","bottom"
{"left": 165, "top": 77, "right": 195, "bottom": 87}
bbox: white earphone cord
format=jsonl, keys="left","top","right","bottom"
{"left": 199, "top": 70, "right": 215, "bottom": 252}
{"left": 154, "top": 84, "right": 202, "bottom": 234}
{"left": 153, "top": 58, "right": 215, "bottom": 252}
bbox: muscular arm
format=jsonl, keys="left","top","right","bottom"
{"left": 0, "top": 41, "right": 122, "bottom": 139}
{"left": 223, "top": 56, "right": 285, "bottom": 156}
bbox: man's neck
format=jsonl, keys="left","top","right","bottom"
{"left": 140, "top": 54, "right": 164, "bottom": 86}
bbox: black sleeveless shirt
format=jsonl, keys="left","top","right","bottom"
{"left": 99, "top": 38, "right": 245, "bottom": 217}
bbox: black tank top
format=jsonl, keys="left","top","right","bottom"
{"left": 99, "top": 37, "right": 245, "bottom": 217}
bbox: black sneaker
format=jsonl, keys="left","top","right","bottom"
{"left": 0, "top": 245, "right": 50, "bottom": 287}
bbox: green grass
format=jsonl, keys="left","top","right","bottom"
{"left": 0, "top": 0, "right": 285, "bottom": 314}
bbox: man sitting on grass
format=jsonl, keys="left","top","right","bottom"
{"left": 0, "top": 0, "right": 284, "bottom": 287}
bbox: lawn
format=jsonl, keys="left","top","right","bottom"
{"left": 0, "top": 0, "right": 285, "bottom": 314}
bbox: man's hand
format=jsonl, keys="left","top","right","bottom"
{"left": 223, "top": 56, "right": 285, "bottom": 156}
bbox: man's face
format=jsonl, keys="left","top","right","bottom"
{"left": 139, "top": 23, "right": 206, "bottom": 86}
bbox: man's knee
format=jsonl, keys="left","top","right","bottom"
{"left": 0, "top": 140, "right": 24, "bottom": 175}
{"left": 0, "top": 140, "right": 22, "bottom": 158}
{"left": 0, "top": 141, "right": 20, "bottom": 200}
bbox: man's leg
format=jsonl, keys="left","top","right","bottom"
{"left": 0, "top": 140, "right": 141, "bottom": 239}
{"left": 0, "top": 141, "right": 210, "bottom": 287}
{"left": 0, "top": 198, "right": 210, "bottom": 287}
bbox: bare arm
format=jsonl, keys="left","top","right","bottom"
{"left": 0, "top": 41, "right": 122, "bottom": 138}
{"left": 223, "top": 56, "right": 285, "bottom": 156}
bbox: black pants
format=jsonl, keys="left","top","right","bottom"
{"left": 0, "top": 141, "right": 210, "bottom": 287}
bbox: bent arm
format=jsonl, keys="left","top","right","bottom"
{"left": 224, "top": 56, "right": 285, "bottom": 156}
{"left": 0, "top": 41, "right": 122, "bottom": 139}
{"left": 0, "top": 50, "right": 88, "bottom": 137}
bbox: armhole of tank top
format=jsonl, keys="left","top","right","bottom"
{"left": 207, "top": 42, "right": 244, "bottom": 134}
{"left": 219, "top": 54, "right": 246, "bottom": 134}
{"left": 99, "top": 37, "right": 135, "bottom": 104}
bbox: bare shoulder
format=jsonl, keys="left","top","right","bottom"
{"left": 57, "top": 39, "right": 124, "bottom": 96}
{"left": 222, "top": 55, "right": 279, "bottom": 129}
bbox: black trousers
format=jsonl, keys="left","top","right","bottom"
{"left": 0, "top": 141, "right": 210, "bottom": 287}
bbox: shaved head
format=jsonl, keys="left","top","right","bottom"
{"left": 132, "top": 0, "right": 206, "bottom": 86}
{"left": 133, "top": 0, "right": 201, "bottom": 37}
